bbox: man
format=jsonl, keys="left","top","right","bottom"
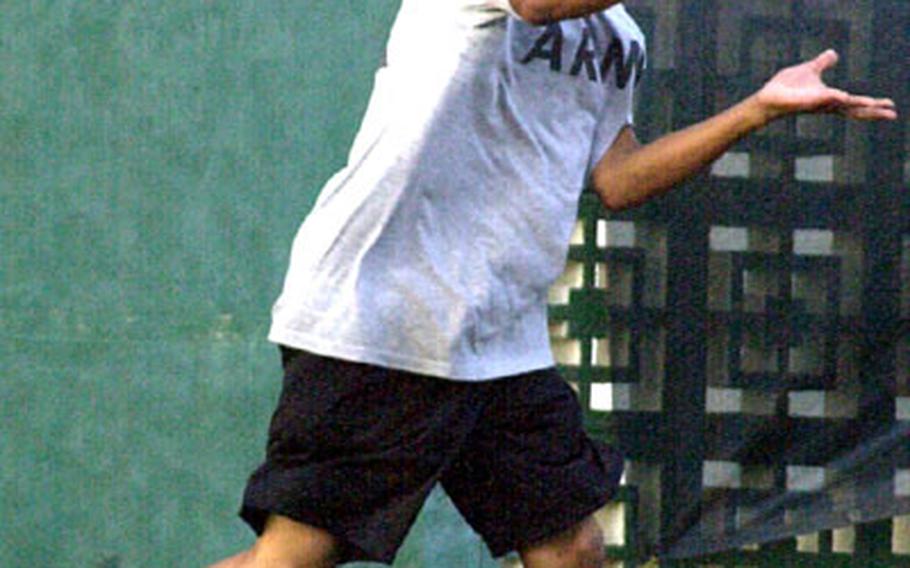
{"left": 213, "top": 0, "right": 896, "bottom": 566}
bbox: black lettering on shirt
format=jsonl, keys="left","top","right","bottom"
{"left": 570, "top": 27, "right": 598, "bottom": 82}
{"left": 520, "top": 21, "right": 645, "bottom": 88}
{"left": 601, "top": 37, "right": 644, "bottom": 89}
{"left": 520, "top": 23, "right": 564, "bottom": 72}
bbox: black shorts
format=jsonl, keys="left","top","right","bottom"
{"left": 240, "top": 348, "right": 623, "bottom": 565}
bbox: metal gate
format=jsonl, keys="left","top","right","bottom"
{"left": 547, "top": 1, "right": 910, "bottom": 565}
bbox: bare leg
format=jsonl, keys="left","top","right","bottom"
{"left": 209, "top": 515, "right": 339, "bottom": 568}
{"left": 519, "top": 515, "right": 605, "bottom": 568}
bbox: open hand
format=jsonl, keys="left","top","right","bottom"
{"left": 755, "top": 50, "right": 898, "bottom": 122}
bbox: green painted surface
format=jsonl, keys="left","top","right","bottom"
{"left": 1, "top": 1, "right": 497, "bottom": 566}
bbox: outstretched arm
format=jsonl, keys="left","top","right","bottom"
{"left": 593, "top": 50, "right": 898, "bottom": 211}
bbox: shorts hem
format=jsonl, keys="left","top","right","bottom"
{"left": 238, "top": 504, "right": 396, "bottom": 566}
{"left": 489, "top": 495, "right": 612, "bottom": 559}
{"left": 485, "top": 441, "right": 624, "bottom": 558}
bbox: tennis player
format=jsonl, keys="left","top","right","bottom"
{"left": 213, "top": 1, "right": 896, "bottom": 566}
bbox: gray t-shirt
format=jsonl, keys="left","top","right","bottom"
{"left": 269, "top": 0, "right": 646, "bottom": 380}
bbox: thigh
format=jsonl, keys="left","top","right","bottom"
{"left": 241, "top": 348, "right": 484, "bottom": 565}
{"left": 440, "top": 368, "right": 623, "bottom": 558}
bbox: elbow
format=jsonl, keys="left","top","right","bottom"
{"left": 599, "top": 191, "right": 632, "bottom": 212}
{"left": 597, "top": 179, "right": 674, "bottom": 212}
{"left": 509, "top": 0, "right": 557, "bottom": 25}
{"left": 593, "top": 177, "right": 634, "bottom": 212}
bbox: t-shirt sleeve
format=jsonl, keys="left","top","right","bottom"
{"left": 586, "top": 57, "right": 645, "bottom": 180}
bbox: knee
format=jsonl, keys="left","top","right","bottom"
{"left": 520, "top": 516, "right": 605, "bottom": 568}
{"left": 249, "top": 544, "right": 336, "bottom": 568}
{"left": 208, "top": 547, "right": 306, "bottom": 568}
{"left": 250, "top": 515, "right": 339, "bottom": 568}
{"left": 571, "top": 520, "right": 605, "bottom": 568}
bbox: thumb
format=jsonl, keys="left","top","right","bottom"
{"left": 811, "top": 49, "right": 839, "bottom": 74}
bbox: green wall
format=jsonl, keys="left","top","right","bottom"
{"left": 0, "top": 2, "right": 497, "bottom": 566}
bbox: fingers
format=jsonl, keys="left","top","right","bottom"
{"left": 824, "top": 88, "right": 852, "bottom": 106}
{"left": 841, "top": 104, "right": 899, "bottom": 121}
{"left": 809, "top": 49, "right": 898, "bottom": 120}
{"left": 828, "top": 93, "right": 898, "bottom": 120}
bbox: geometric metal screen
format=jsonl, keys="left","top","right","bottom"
{"left": 546, "top": 1, "right": 910, "bottom": 564}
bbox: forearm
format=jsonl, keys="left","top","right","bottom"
{"left": 592, "top": 49, "right": 896, "bottom": 211}
{"left": 594, "top": 95, "right": 770, "bottom": 211}
{"left": 510, "top": 0, "right": 624, "bottom": 24}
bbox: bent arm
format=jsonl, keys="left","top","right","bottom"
{"left": 508, "top": 0, "right": 624, "bottom": 25}
{"left": 593, "top": 50, "right": 897, "bottom": 211}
